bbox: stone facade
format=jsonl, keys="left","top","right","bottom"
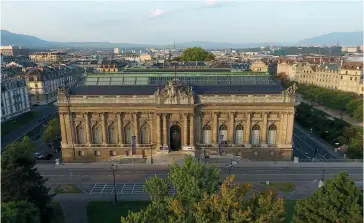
{"left": 297, "top": 61, "right": 363, "bottom": 95}
{"left": 57, "top": 81, "right": 297, "bottom": 162}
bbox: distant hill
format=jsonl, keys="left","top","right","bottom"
{"left": 1, "top": 29, "right": 363, "bottom": 49}
{"left": 297, "top": 32, "right": 363, "bottom": 46}
{"left": 171, "top": 41, "right": 286, "bottom": 49}
{"left": 1, "top": 30, "right": 50, "bottom": 47}
{"left": 0, "top": 30, "right": 287, "bottom": 49}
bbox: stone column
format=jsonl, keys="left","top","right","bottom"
{"left": 133, "top": 113, "right": 139, "bottom": 144}
{"left": 286, "top": 112, "right": 294, "bottom": 144}
{"left": 212, "top": 113, "right": 218, "bottom": 144}
{"left": 183, "top": 114, "right": 188, "bottom": 146}
{"left": 163, "top": 114, "right": 168, "bottom": 146}
{"left": 156, "top": 113, "right": 162, "bottom": 146}
{"left": 189, "top": 114, "right": 194, "bottom": 146}
{"left": 59, "top": 113, "right": 68, "bottom": 144}
{"left": 101, "top": 113, "right": 107, "bottom": 144}
{"left": 64, "top": 113, "right": 74, "bottom": 145}
{"left": 229, "top": 112, "right": 234, "bottom": 144}
{"left": 277, "top": 112, "right": 283, "bottom": 144}
{"left": 117, "top": 113, "right": 123, "bottom": 144}
{"left": 245, "top": 112, "right": 251, "bottom": 144}
{"left": 280, "top": 112, "right": 288, "bottom": 144}
{"left": 85, "top": 112, "right": 91, "bottom": 144}
{"left": 261, "top": 112, "right": 268, "bottom": 145}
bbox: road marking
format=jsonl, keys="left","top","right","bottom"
{"left": 100, "top": 184, "right": 107, "bottom": 194}
{"left": 293, "top": 134, "right": 327, "bottom": 161}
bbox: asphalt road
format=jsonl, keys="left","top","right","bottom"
{"left": 293, "top": 124, "right": 337, "bottom": 161}
{"left": 39, "top": 166, "right": 363, "bottom": 184}
{"left": 1, "top": 105, "right": 58, "bottom": 149}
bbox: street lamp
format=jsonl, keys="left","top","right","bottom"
{"left": 322, "top": 169, "right": 325, "bottom": 181}
{"left": 150, "top": 141, "right": 154, "bottom": 164}
{"left": 225, "top": 161, "right": 234, "bottom": 188}
{"left": 110, "top": 164, "right": 118, "bottom": 204}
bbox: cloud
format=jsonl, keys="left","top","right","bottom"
{"left": 150, "top": 8, "right": 166, "bottom": 17}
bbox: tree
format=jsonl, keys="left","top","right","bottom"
{"left": 1, "top": 201, "right": 40, "bottom": 223}
{"left": 293, "top": 171, "right": 363, "bottom": 223}
{"left": 2, "top": 137, "right": 53, "bottom": 223}
{"left": 121, "top": 156, "right": 285, "bottom": 223}
{"left": 43, "top": 117, "right": 61, "bottom": 151}
{"left": 194, "top": 176, "right": 285, "bottom": 223}
{"left": 180, "top": 47, "right": 215, "bottom": 61}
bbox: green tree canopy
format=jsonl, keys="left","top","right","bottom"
{"left": 293, "top": 171, "right": 363, "bottom": 223}
{"left": 2, "top": 137, "right": 53, "bottom": 223}
{"left": 180, "top": 47, "right": 215, "bottom": 61}
{"left": 43, "top": 117, "right": 61, "bottom": 144}
{"left": 121, "top": 156, "right": 285, "bottom": 223}
{"left": 1, "top": 201, "right": 40, "bottom": 223}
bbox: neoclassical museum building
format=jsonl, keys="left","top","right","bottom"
{"left": 57, "top": 75, "right": 296, "bottom": 162}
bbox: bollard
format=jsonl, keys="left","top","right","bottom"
{"left": 55, "top": 158, "right": 60, "bottom": 165}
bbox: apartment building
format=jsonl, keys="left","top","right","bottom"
{"left": 1, "top": 78, "right": 30, "bottom": 122}
{"left": 277, "top": 62, "right": 304, "bottom": 81}
{"left": 337, "top": 62, "right": 363, "bottom": 94}
{"left": 96, "top": 64, "right": 119, "bottom": 73}
{"left": 30, "top": 52, "right": 67, "bottom": 63}
{"left": 16, "top": 65, "right": 84, "bottom": 105}
{"left": 250, "top": 60, "right": 268, "bottom": 72}
{"left": 0, "top": 46, "right": 30, "bottom": 56}
{"left": 297, "top": 61, "right": 364, "bottom": 95}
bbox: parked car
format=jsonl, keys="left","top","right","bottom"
{"left": 43, "top": 154, "right": 53, "bottom": 160}
{"left": 33, "top": 152, "right": 41, "bottom": 157}
{"left": 33, "top": 152, "right": 44, "bottom": 159}
{"left": 31, "top": 135, "right": 40, "bottom": 140}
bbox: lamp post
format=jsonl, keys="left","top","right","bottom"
{"left": 225, "top": 161, "right": 234, "bottom": 188}
{"left": 150, "top": 141, "right": 154, "bottom": 164}
{"left": 322, "top": 169, "right": 325, "bottom": 181}
{"left": 110, "top": 164, "right": 118, "bottom": 204}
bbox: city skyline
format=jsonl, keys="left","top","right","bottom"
{"left": 1, "top": 0, "right": 363, "bottom": 44}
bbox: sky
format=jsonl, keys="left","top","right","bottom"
{"left": 1, "top": 0, "right": 363, "bottom": 44}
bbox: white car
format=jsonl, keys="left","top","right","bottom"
{"left": 33, "top": 152, "right": 44, "bottom": 159}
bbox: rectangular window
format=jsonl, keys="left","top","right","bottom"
{"left": 341, "top": 76, "right": 343, "bottom": 79}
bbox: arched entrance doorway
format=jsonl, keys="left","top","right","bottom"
{"left": 170, "top": 125, "right": 181, "bottom": 151}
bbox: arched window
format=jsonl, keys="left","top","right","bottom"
{"left": 140, "top": 124, "right": 150, "bottom": 144}
{"left": 251, "top": 125, "right": 260, "bottom": 145}
{"left": 92, "top": 125, "right": 102, "bottom": 144}
{"left": 76, "top": 125, "right": 86, "bottom": 144}
{"left": 267, "top": 124, "right": 277, "bottom": 145}
{"left": 108, "top": 125, "right": 117, "bottom": 144}
{"left": 219, "top": 125, "right": 228, "bottom": 143}
{"left": 235, "top": 125, "right": 244, "bottom": 145}
{"left": 124, "top": 124, "right": 133, "bottom": 144}
{"left": 202, "top": 125, "right": 212, "bottom": 144}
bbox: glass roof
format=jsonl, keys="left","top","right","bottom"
{"left": 81, "top": 75, "right": 278, "bottom": 86}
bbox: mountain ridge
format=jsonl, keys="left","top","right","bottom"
{"left": 1, "top": 29, "right": 363, "bottom": 49}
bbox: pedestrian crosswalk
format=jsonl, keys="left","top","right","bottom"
{"left": 89, "top": 183, "right": 176, "bottom": 195}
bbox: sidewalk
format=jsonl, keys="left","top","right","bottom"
{"left": 37, "top": 160, "right": 363, "bottom": 170}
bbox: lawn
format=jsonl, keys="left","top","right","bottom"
{"left": 260, "top": 182, "right": 296, "bottom": 192}
{"left": 87, "top": 201, "right": 149, "bottom": 223}
{"left": 87, "top": 200, "right": 297, "bottom": 223}
{"left": 54, "top": 184, "right": 82, "bottom": 193}
{"left": 284, "top": 200, "right": 297, "bottom": 223}
{"left": 1, "top": 111, "right": 39, "bottom": 136}
{"left": 48, "top": 202, "right": 65, "bottom": 223}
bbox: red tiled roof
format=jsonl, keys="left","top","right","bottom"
{"left": 342, "top": 62, "right": 363, "bottom": 70}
